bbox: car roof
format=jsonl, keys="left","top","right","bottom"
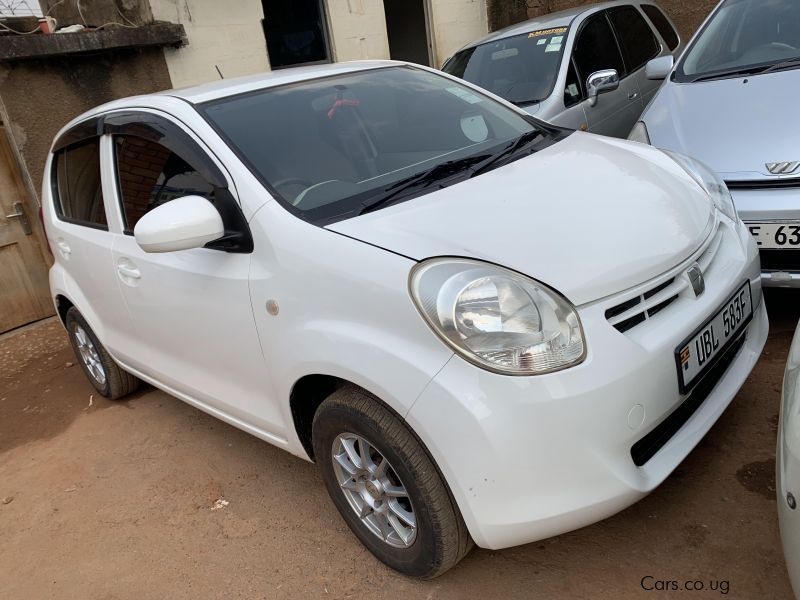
{"left": 160, "top": 60, "right": 404, "bottom": 104}
{"left": 455, "top": 0, "right": 643, "bottom": 51}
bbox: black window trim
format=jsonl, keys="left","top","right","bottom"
{"left": 606, "top": 4, "right": 663, "bottom": 75}
{"left": 50, "top": 136, "right": 110, "bottom": 231}
{"left": 52, "top": 111, "right": 254, "bottom": 253}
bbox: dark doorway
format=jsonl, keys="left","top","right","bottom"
{"left": 261, "top": 0, "right": 331, "bottom": 69}
{"left": 384, "top": 0, "right": 431, "bottom": 66}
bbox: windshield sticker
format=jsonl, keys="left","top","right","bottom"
{"left": 567, "top": 83, "right": 579, "bottom": 98}
{"left": 550, "top": 36, "right": 564, "bottom": 44}
{"left": 528, "top": 26, "right": 568, "bottom": 38}
{"left": 446, "top": 87, "right": 482, "bottom": 104}
{"left": 492, "top": 48, "right": 519, "bottom": 60}
{"left": 545, "top": 43, "right": 562, "bottom": 53}
{"left": 537, "top": 38, "right": 547, "bottom": 45}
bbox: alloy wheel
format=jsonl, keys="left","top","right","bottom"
{"left": 331, "top": 432, "right": 417, "bottom": 548}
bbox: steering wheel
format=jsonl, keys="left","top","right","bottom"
{"left": 767, "top": 41, "right": 797, "bottom": 51}
{"left": 292, "top": 180, "right": 344, "bottom": 207}
{"left": 271, "top": 177, "right": 313, "bottom": 202}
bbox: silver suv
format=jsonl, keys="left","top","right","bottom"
{"left": 442, "top": 1, "right": 680, "bottom": 138}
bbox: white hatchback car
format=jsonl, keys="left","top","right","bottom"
{"left": 43, "top": 61, "right": 767, "bottom": 578}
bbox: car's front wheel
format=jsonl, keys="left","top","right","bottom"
{"left": 312, "top": 385, "right": 473, "bottom": 579}
{"left": 65, "top": 307, "right": 139, "bottom": 400}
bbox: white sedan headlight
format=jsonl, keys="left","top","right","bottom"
{"left": 663, "top": 150, "right": 738, "bottom": 222}
{"left": 410, "top": 259, "right": 585, "bottom": 375}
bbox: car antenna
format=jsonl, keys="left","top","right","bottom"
{"left": 215, "top": 65, "right": 224, "bottom": 79}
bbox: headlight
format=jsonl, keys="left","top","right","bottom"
{"left": 628, "top": 121, "right": 651, "bottom": 145}
{"left": 410, "top": 258, "right": 585, "bottom": 375}
{"left": 663, "top": 150, "right": 738, "bottom": 222}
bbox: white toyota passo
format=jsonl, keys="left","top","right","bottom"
{"left": 43, "top": 61, "right": 766, "bottom": 578}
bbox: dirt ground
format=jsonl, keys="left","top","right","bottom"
{"left": 0, "top": 291, "right": 796, "bottom": 599}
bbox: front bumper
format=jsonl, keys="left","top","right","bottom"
{"left": 407, "top": 218, "right": 767, "bottom": 550}
{"left": 732, "top": 186, "right": 800, "bottom": 288}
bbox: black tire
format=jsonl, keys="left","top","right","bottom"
{"left": 65, "top": 307, "right": 139, "bottom": 400}
{"left": 312, "top": 385, "right": 473, "bottom": 579}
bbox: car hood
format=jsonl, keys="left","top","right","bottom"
{"left": 328, "top": 133, "right": 715, "bottom": 306}
{"left": 643, "top": 71, "right": 800, "bottom": 180}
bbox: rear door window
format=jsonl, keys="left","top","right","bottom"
{"left": 641, "top": 4, "right": 679, "bottom": 51}
{"left": 608, "top": 6, "right": 661, "bottom": 73}
{"left": 573, "top": 12, "right": 626, "bottom": 83}
{"left": 114, "top": 135, "right": 215, "bottom": 233}
{"left": 53, "top": 138, "right": 107, "bottom": 229}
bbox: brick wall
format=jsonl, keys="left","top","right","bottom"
{"left": 487, "top": 0, "right": 718, "bottom": 40}
{"left": 115, "top": 136, "right": 170, "bottom": 229}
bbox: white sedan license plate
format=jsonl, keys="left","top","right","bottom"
{"left": 747, "top": 222, "right": 800, "bottom": 249}
{"left": 676, "top": 282, "right": 752, "bottom": 393}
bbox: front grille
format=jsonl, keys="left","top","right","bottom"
{"left": 725, "top": 178, "right": 800, "bottom": 190}
{"left": 605, "top": 278, "right": 679, "bottom": 333}
{"left": 630, "top": 332, "right": 747, "bottom": 467}
{"left": 605, "top": 225, "right": 724, "bottom": 334}
{"left": 760, "top": 249, "right": 800, "bottom": 272}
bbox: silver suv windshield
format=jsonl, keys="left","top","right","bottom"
{"left": 675, "top": 0, "right": 800, "bottom": 83}
{"left": 443, "top": 28, "right": 569, "bottom": 106}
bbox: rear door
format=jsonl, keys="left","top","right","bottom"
{"left": 47, "top": 131, "right": 126, "bottom": 345}
{"left": 572, "top": 10, "right": 640, "bottom": 137}
{"left": 607, "top": 5, "right": 662, "bottom": 108}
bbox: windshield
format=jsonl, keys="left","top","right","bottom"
{"left": 675, "top": 0, "right": 800, "bottom": 82}
{"left": 442, "top": 27, "right": 569, "bottom": 106}
{"left": 201, "top": 66, "right": 545, "bottom": 224}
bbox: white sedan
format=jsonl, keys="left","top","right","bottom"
{"left": 42, "top": 61, "right": 766, "bottom": 578}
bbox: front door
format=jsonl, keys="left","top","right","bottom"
{"left": 104, "top": 117, "right": 284, "bottom": 438}
{"left": 573, "top": 11, "right": 641, "bottom": 137}
{"left": 0, "top": 124, "right": 53, "bottom": 334}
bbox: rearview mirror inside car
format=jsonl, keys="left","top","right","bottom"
{"left": 134, "top": 195, "right": 224, "bottom": 253}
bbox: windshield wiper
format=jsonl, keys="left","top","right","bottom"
{"left": 469, "top": 130, "right": 542, "bottom": 178}
{"left": 510, "top": 98, "right": 542, "bottom": 107}
{"left": 688, "top": 57, "right": 800, "bottom": 82}
{"left": 761, "top": 56, "right": 800, "bottom": 74}
{"left": 357, "top": 154, "right": 492, "bottom": 216}
{"left": 688, "top": 65, "right": 771, "bottom": 83}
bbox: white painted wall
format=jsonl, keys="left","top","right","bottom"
{"left": 429, "top": 0, "right": 487, "bottom": 66}
{"left": 150, "top": 0, "right": 270, "bottom": 88}
{"left": 325, "top": 0, "right": 390, "bottom": 62}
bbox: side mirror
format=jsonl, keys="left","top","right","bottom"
{"left": 134, "top": 195, "right": 224, "bottom": 253}
{"left": 586, "top": 69, "right": 620, "bottom": 107}
{"left": 646, "top": 55, "right": 674, "bottom": 80}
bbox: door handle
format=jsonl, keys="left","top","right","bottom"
{"left": 117, "top": 264, "right": 141, "bottom": 280}
{"left": 5, "top": 201, "right": 32, "bottom": 235}
{"left": 628, "top": 91, "right": 639, "bottom": 100}
{"left": 56, "top": 239, "right": 71, "bottom": 257}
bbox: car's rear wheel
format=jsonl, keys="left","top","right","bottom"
{"left": 312, "top": 385, "right": 473, "bottom": 579}
{"left": 65, "top": 307, "right": 139, "bottom": 400}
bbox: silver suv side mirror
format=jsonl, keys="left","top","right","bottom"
{"left": 586, "top": 69, "right": 620, "bottom": 107}
{"left": 646, "top": 55, "right": 674, "bottom": 80}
